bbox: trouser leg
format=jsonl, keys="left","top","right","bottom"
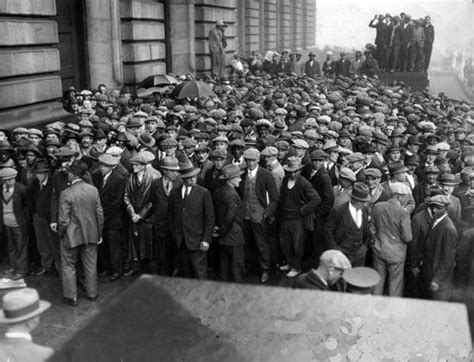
{"left": 33, "top": 214, "right": 54, "bottom": 270}
{"left": 104, "top": 228, "right": 123, "bottom": 275}
{"left": 80, "top": 243, "right": 98, "bottom": 298}
{"left": 61, "top": 243, "right": 79, "bottom": 300}
{"left": 189, "top": 249, "right": 207, "bottom": 280}
{"left": 230, "top": 245, "right": 245, "bottom": 283}
{"left": 251, "top": 220, "right": 271, "bottom": 272}
{"left": 387, "top": 261, "right": 404, "bottom": 297}
{"left": 372, "top": 251, "right": 387, "bottom": 295}
{"left": 6, "top": 226, "right": 28, "bottom": 275}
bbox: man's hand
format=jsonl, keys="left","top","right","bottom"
{"left": 430, "top": 281, "right": 439, "bottom": 292}
{"left": 98, "top": 237, "right": 103, "bottom": 245}
{"left": 200, "top": 241, "right": 210, "bottom": 252}
{"left": 412, "top": 267, "right": 420, "bottom": 278}
{"left": 50, "top": 223, "right": 57, "bottom": 233}
{"left": 131, "top": 214, "right": 141, "bottom": 223}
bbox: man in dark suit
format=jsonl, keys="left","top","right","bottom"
{"left": 334, "top": 52, "right": 351, "bottom": 77}
{"left": 369, "top": 14, "right": 390, "bottom": 70}
{"left": 213, "top": 164, "right": 245, "bottom": 282}
{"left": 278, "top": 157, "right": 320, "bottom": 278}
{"left": 91, "top": 154, "right": 127, "bottom": 281}
{"left": 304, "top": 52, "right": 321, "bottom": 78}
{"left": 324, "top": 182, "right": 371, "bottom": 267}
{"left": 58, "top": 161, "right": 104, "bottom": 306}
{"left": 168, "top": 161, "right": 215, "bottom": 279}
{"left": 30, "top": 159, "right": 60, "bottom": 276}
{"left": 400, "top": 15, "right": 413, "bottom": 71}
{"left": 0, "top": 288, "right": 53, "bottom": 361}
{"left": 0, "top": 168, "right": 29, "bottom": 280}
{"left": 239, "top": 148, "right": 278, "bottom": 283}
{"left": 151, "top": 156, "right": 182, "bottom": 276}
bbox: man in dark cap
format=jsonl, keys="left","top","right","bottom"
{"left": 304, "top": 52, "right": 321, "bottom": 78}
{"left": 58, "top": 160, "right": 104, "bottom": 306}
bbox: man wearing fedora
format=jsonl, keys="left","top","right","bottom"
{"left": 304, "top": 52, "right": 321, "bottom": 78}
{"left": 208, "top": 20, "right": 228, "bottom": 78}
{"left": 30, "top": 159, "right": 60, "bottom": 276}
{"left": 278, "top": 157, "right": 320, "bottom": 278}
{"left": 58, "top": 160, "right": 104, "bottom": 306}
{"left": 168, "top": 161, "right": 215, "bottom": 279}
{"left": 91, "top": 154, "right": 127, "bottom": 281}
{"left": 371, "top": 183, "right": 413, "bottom": 297}
{"left": 0, "top": 288, "right": 53, "bottom": 361}
{"left": 151, "top": 156, "right": 183, "bottom": 276}
{"left": 0, "top": 167, "right": 30, "bottom": 280}
{"left": 213, "top": 164, "right": 245, "bottom": 282}
{"left": 324, "top": 182, "right": 371, "bottom": 267}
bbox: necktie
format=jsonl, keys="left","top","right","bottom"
{"left": 102, "top": 176, "right": 108, "bottom": 188}
{"left": 166, "top": 181, "right": 171, "bottom": 195}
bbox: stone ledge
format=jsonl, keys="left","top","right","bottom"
{"left": 194, "top": 0, "right": 237, "bottom": 7}
{"left": 0, "top": 101, "right": 72, "bottom": 129}
{"left": 123, "top": 62, "right": 167, "bottom": 84}
{"left": 0, "top": 20, "right": 58, "bottom": 45}
{"left": 0, "top": 75, "right": 62, "bottom": 109}
{"left": 0, "top": 0, "right": 56, "bottom": 16}
{"left": 0, "top": 48, "right": 60, "bottom": 78}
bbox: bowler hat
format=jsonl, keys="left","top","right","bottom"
{"left": 350, "top": 182, "right": 371, "bottom": 202}
{"left": 283, "top": 156, "right": 304, "bottom": 172}
{"left": 0, "top": 288, "right": 50, "bottom": 324}
{"left": 220, "top": 164, "right": 244, "bottom": 180}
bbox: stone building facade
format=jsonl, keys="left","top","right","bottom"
{"left": 0, "top": 0, "right": 316, "bottom": 128}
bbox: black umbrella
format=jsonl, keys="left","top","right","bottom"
{"left": 171, "top": 80, "right": 215, "bottom": 99}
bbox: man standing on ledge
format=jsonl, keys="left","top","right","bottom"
{"left": 208, "top": 20, "right": 228, "bottom": 78}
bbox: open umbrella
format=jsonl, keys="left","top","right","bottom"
{"left": 138, "top": 74, "right": 178, "bottom": 89}
{"left": 171, "top": 80, "right": 215, "bottom": 99}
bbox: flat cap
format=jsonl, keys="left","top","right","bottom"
{"left": 310, "top": 149, "right": 328, "bottom": 160}
{"left": 261, "top": 146, "right": 278, "bottom": 157}
{"left": 0, "top": 167, "right": 18, "bottom": 180}
{"left": 320, "top": 250, "right": 352, "bottom": 270}
{"left": 292, "top": 139, "right": 309, "bottom": 149}
{"left": 160, "top": 138, "right": 178, "bottom": 148}
{"left": 274, "top": 140, "right": 290, "bottom": 150}
{"left": 347, "top": 152, "right": 365, "bottom": 163}
{"left": 243, "top": 148, "right": 260, "bottom": 160}
{"left": 364, "top": 168, "right": 382, "bottom": 178}
{"left": 428, "top": 195, "right": 451, "bottom": 207}
{"left": 340, "top": 167, "right": 356, "bottom": 182}
{"left": 390, "top": 183, "right": 411, "bottom": 195}
{"left": 98, "top": 154, "right": 119, "bottom": 167}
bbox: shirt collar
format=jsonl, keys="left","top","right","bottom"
{"left": 5, "top": 331, "right": 32, "bottom": 341}
{"left": 248, "top": 166, "right": 258, "bottom": 178}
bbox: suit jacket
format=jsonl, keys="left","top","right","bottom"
{"left": 400, "top": 23, "right": 413, "bottom": 45}
{"left": 0, "top": 336, "right": 53, "bottom": 362}
{"left": 293, "top": 269, "right": 328, "bottom": 291}
{"left": 239, "top": 166, "right": 278, "bottom": 219}
{"left": 58, "top": 179, "right": 104, "bottom": 248}
{"left": 324, "top": 201, "right": 370, "bottom": 251}
{"left": 304, "top": 167, "right": 333, "bottom": 218}
{"left": 208, "top": 28, "right": 225, "bottom": 53}
{"left": 203, "top": 166, "right": 225, "bottom": 194}
{"left": 0, "top": 182, "right": 29, "bottom": 234}
{"left": 168, "top": 184, "right": 215, "bottom": 250}
{"left": 304, "top": 60, "right": 321, "bottom": 78}
{"left": 372, "top": 198, "right": 412, "bottom": 263}
{"left": 335, "top": 59, "right": 351, "bottom": 77}
{"left": 30, "top": 175, "right": 54, "bottom": 222}
{"left": 278, "top": 175, "right": 321, "bottom": 219}
{"left": 213, "top": 183, "right": 244, "bottom": 246}
{"left": 91, "top": 168, "right": 127, "bottom": 230}
{"left": 151, "top": 176, "right": 183, "bottom": 237}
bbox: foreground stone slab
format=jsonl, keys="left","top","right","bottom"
{"left": 51, "top": 275, "right": 472, "bottom": 361}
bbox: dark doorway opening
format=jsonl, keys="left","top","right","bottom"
{"left": 56, "top": 0, "right": 88, "bottom": 92}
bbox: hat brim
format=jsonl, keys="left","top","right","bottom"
{"left": 283, "top": 164, "right": 305, "bottom": 172}
{"left": 0, "top": 300, "right": 50, "bottom": 324}
{"left": 220, "top": 170, "right": 245, "bottom": 180}
{"left": 350, "top": 192, "right": 371, "bottom": 202}
{"left": 180, "top": 168, "right": 200, "bottom": 178}
{"left": 161, "top": 166, "right": 181, "bottom": 171}
{"left": 32, "top": 168, "right": 51, "bottom": 173}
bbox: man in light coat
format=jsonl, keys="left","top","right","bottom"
{"left": 58, "top": 161, "right": 104, "bottom": 306}
{"left": 208, "top": 20, "right": 228, "bottom": 77}
{"left": 371, "top": 183, "right": 412, "bottom": 296}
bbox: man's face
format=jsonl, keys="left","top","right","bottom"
{"left": 25, "top": 151, "right": 36, "bottom": 166}
{"left": 0, "top": 131, "right": 6, "bottom": 142}
{"left": 388, "top": 150, "right": 401, "bottom": 162}
{"left": 406, "top": 164, "right": 417, "bottom": 174}
{"left": 164, "top": 146, "right": 177, "bottom": 157}
{"left": 215, "top": 142, "right": 227, "bottom": 151}
{"left": 35, "top": 172, "right": 48, "bottom": 183}
{"left": 426, "top": 152, "right": 437, "bottom": 163}
{"left": 327, "top": 267, "right": 345, "bottom": 286}
{"left": 245, "top": 158, "right": 259, "bottom": 171}
{"left": 81, "top": 136, "right": 93, "bottom": 148}
{"left": 145, "top": 121, "right": 158, "bottom": 134}
{"left": 229, "top": 176, "right": 241, "bottom": 188}
{"left": 328, "top": 151, "right": 338, "bottom": 163}
{"left": 426, "top": 172, "right": 438, "bottom": 184}
{"left": 365, "top": 175, "right": 380, "bottom": 190}
{"left": 0, "top": 151, "right": 10, "bottom": 162}
{"left": 231, "top": 147, "right": 244, "bottom": 159}
{"left": 312, "top": 159, "right": 325, "bottom": 171}
{"left": 393, "top": 172, "right": 407, "bottom": 183}
{"left": 183, "top": 175, "right": 197, "bottom": 187}
{"left": 407, "top": 144, "right": 419, "bottom": 154}
{"left": 3, "top": 178, "right": 15, "bottom": 187}
{"left": 288, "top": 170, "right": 300, "bottom": 181}
{"left": 164, "top": 169, "right": 180, "bottom": 181}
{"left": 293, "top": 147, "right": 306, "bottom": 158}
{"left": 213, "top": 158, "right": 226, "bottom": 170}
{"left": 364, "top": 152, "right": 374, "bottom": 164}
{"left": 29, "top": 135, "right": 41, "bottom": 146}
{"left": 99, "top": 164, "right": 113, "bottom": 176}
{"left": 195, "top": 150, "right": 209, "bottom": 163}
{"left": 132, "top": 163, "right": 146, "bottom": 174}
{"left": 440, "top": 183, "right": 454, "bottom": 195}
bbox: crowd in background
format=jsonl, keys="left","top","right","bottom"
{"left": 0, "top": 42, "right": 473, "bottom": 306}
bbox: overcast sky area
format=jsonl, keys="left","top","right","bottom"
{"left": 316, "top": 0, "right": 473, "bottom": 63}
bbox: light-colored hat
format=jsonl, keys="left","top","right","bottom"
{"left": 243, "top": 148, "right": 260, "bottom": 160}
{"left": 343, "top": 267, "right": 380, "bottom": 289}
{"left": 261, "top": 146, "right": 278, "bottom": 157}
{"left": 340, "top": 167, "right": 356, "bottom": 182}
{"left": 0, "top": 167, "right": 18, "bottom": 180}
{"left": 428, "top": 195, "right": 451, "bottom": 207}
{"left": 390, "top": 183, "right": 411, "bottom": 195}
{"left": 364, "top": 168, "right": 382, "bottom": 179}
{"left": 98, "top": 154, "right": 119, "bottom": 167}
{"left": 283, "top": 156, "right": 305, "bottom": 172}
{"left": 106, "top": 146, "right": 124, "bottom": 156}
{"left": 216, "top": 20, "right": 228, "bottom": 27}
{"left": 0, "top": 288, "right": 50, "bottom": 324}
{"left": 320, "top": 250, "right": 351, "bottom": 270}
{"left": 160, "top": 156, "right": 180, "bottom": 171}
{"left": 292, "top": 139, "right": 309, "bottom": 149}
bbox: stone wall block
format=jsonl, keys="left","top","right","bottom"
{"left": 120, "top": 0, "right": 164, "bottom": 20}
{"left": 121, "top": 22, "right": 165, "bottom": 41}
{"left": 195, "top": 24, "right": 237, "bottom": 38}
{"left": 0, "top": 0, "right": 56, "bottom": 15}
{"left": 0, "top": 20, "right": 58, "bottom": 45}
{"left": 123, "top": 62, "right": 166, "bottom": 84}
{"left": 0, "top": 49, "right": 60, "bottom": 77}
{"left": 195, "top": 0, "right": 237, "bottom": 7}
{"left": 194, "top": 7, "right": 236, "bottom": 23}
{"left": 122, "top": 42, "right": 165, "bottom": 62}
{"left": 0, "top": 76, "right": 61, "bottom": 109}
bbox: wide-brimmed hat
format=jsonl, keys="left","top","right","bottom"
{"left": 179, "top": 161, "right": 200, "bottom": 178}
{"left": 388, "top": 161, "right": 408, "bottom": 175}
{"left": 138, "top": 132, "right": 156, "bottom": 148}
{"left": 0, "top": 288, "right": 50, "bottom": 324}
{"left": 350, "top": 182, "right": 371, "bottom": 202}
{"left": 220, "top": 164, "right": 245, "bottom": 180}
{"left": 161, "top": 156, "right": 180, "bottom": 171}
{"left": 343, "top": 267, "right": 380, "bottom": 291}
{"left": 283, "top": 156, "right": 304, "bottom": 172}
{"left": 32, "top": 159, "right": 51, "bottom": 173}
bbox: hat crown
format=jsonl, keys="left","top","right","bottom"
{"left": 2, "top": 288, "right": 42, "bottom": 320}
{"left": 351, "top": 182, "right": 370, "bottom": 201}
{"left": 221, "top": 164, "right": 242, "bottom": 179}
{"left": 161, "top": 156, "right": 180, "bottom": 170}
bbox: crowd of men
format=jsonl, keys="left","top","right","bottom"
{"left": 0, "top": 44, "right": 473, "bottom": 307}
{"left": 368, "top": 12, "right": 435, "bottom": 73}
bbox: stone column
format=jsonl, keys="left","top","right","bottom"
{"left": 169, "top": 0, "right": 196, "bottom": 76}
